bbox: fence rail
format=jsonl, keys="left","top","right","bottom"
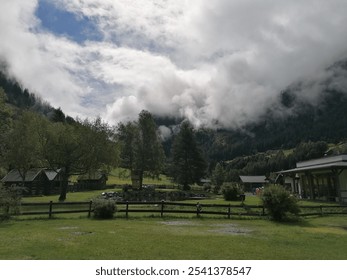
{"left": 14, "top": 200, "right": 347, "bottom": 219}
{"left": 20, "top": 201, "right": 93, "bottom": 218}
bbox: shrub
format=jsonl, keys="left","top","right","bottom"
{"left": 93, "top": 198, "right": 116, "bottom": 219}
{"left": 222, "top": 182, "right": 243, "bottom": 201}
{"left": 0, "top": 184, "right": 22, "bottom": 221}
{"left": 261, "top": 185, "right": 300, "bottom": 221}
{"left": 203, "top": 183, "right": 212, "bottom": 192}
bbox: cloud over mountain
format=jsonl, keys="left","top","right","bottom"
{"left": 1, "top": 0, "right": 347, "bottom": 128}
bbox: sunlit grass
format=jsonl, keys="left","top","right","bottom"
{"left": 1, "top": 215, "right": 347, "bottom": 259}
{"left": 107, "top": 168, "right": 175, "bottom": 186}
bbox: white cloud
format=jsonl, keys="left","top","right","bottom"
{"left": 0, "top": 0, "right": 87, "bottom": 115}
{"left": 1, "top": 0, "right": 347, "bottom": 127}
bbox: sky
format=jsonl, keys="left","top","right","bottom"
{"left": 1, "top": 0, "right": 347, "bottom": 129}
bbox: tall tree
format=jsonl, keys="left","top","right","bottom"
{"left": 171, "top": 120, "right": 207, "bottom": 190}
{"left": 0, "top": 88, "right": 13, "bottom": 164}
{"left": 135, "top": 110, "right": 165, "bottom": 187}
{"left": 117, "top": 121, "right": 138, "bottom": 173}
{"left": 117, "top": 110, "right": 165, "bottom": 188}
{"left": 1, "top": 111, "right": 43, "bottom": 185}
{"left": 40, "top": 118, "right": 119, "bottom": 201}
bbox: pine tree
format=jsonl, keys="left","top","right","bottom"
{"left": 171, "top": 121, "right": 207, "bottom": 190}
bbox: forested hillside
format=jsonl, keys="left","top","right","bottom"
{"left": 2, "top": 64, "right": 347, "bottom": 183}
{"left": 0, "top": 70, "right": 74, "bottom": 123}
{"left": 189, "top": 89, "right": 347, "bottom": 164}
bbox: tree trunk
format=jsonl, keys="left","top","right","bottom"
{"left": 139, "top": 170, "right": 143, "bottom": 189}
{"left": 59, "top": 169, "right": 69, "bottom": 201}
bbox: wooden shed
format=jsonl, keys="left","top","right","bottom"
{"left": 2, "top": 169, "right": 48, "bottom": 195}
{"left": 1, "top": 168, "right": 63, "bottom": 196}
{"left": 76, "top": 171, "right": 108, "bottom": 190}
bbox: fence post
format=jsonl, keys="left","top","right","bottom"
{"left": 228, "top": 204, "right": 231, "bottom": 219}
{"left": 161, "top": 200, "right": 165, "bottom": 218}
{"left": 88, "top": 200, "right": 93, "bottom": 218}
{"left": 49, "top": 201, "right": 53, "bottom": 219}
{"left": 125, "top": 201, "right": 129, "bottom": 219}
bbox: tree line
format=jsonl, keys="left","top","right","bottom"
{"left": 209, "top": 140, "right": 346, "bottom": 193}
{"left": 2, "top": 65, "right": 347, "bottom": 199}
{"left": 0, "top": 87, "right": 208, "bottom": 200}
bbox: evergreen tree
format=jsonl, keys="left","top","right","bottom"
{"left": 171, "top": 121, "right": 207, "bottom": 190}
{"left": 117, "top": 110, "right": 165, "bottom": 188}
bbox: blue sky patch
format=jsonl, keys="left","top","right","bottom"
{"left": 36, "top": 0, "right": 102, "bottom": 43}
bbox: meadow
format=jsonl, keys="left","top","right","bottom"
{"left": 2, "top": 173, "right": 346, "bottom": 260}
{"left": 1, "top": 214, "right": 347, "bottom": 259}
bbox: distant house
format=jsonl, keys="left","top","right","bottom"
{"left": 1, "top": 168, "right": 62, "bottom": 196}
{"left": 277, "top": 154, "right": 347, "bottom": 203}
{"left": 77, "top": 171, "right": 108, "bottom": 190}
{"left": 239, "top": 175, "right": 268, "bottom": 192}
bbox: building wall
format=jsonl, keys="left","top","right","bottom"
{"left": 338, "top": 170, "right": 347, "bottom": 203}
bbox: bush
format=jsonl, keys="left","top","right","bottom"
{"left": 261, "top": 185, "right": 300, "bottom": 221}
{"left": 222, "top": 182, "right": 243, "bottom": 201}
{"left": 93, "top": 198, "right": 116, "bottom": 219}
{"left": 0, "top": 184, "right": 22, "bottom": 221}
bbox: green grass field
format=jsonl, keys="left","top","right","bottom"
{"left": 106, "top": 168, "right": 175, "bottom": 186}
{"left": 1, "top": 215, "right": 347, "bottom": 260}
{"left": 3, "top": 176, "right": 346, "bottom": 260}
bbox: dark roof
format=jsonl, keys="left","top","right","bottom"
{"left": 1, "top": 168, "right": 61, "bottom": 183}
{"left": 239, "top": 175, "right": 267, "bottom": 184}
{"left": 1, "top": 169, "right": 45, "bottom": 183}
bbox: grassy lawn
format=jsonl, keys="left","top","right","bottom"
{"left": 1, "top": 215, "right": 347, "bottom": 260}
{"left": 10, "top": 186, "right": 346, "bottom": 260}
{"left": 106, "top": 168, "right": 175, "bottom": 186}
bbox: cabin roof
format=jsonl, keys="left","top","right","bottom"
{"left": 239, "top": 175, "right": 267, "bottom": 184}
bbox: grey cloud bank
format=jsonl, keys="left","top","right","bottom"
{"left": 1, "top": 0, "right": 347, "bottom": 128}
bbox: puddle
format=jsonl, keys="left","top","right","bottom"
{"left": 58, "top": 226, "right": 79, "bottom": 230}
{"left": 71, "top": 231, "right": 94, "bottom": 236}
{"left": 159, "top": 220, "right": 199, "bottom": 226}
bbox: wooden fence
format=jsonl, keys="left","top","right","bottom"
{"left": 17, "top": 201, "right": 347, "bottom": 219}
{"left": 20, "top": 201, "right": 93, "bottom": 218}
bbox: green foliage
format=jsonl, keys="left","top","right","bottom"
{"left": 221, "top": 141, "right": 329, "bottom": 185}
{"left": 261, "top": 185, "right": 300, "bottom": 221}
{"left": 171, "top": 121, "right": 207, "bottom": 190}
{"left": 136, "top": 110, "right": 165, "bottom": 179}
{"left": 92, "top": 198, "right": 116, "bottom": 219}
{"left": 290, "top": 141, "right": 328, "bottom": 162}
{"left": 117, "top": 110, "right": 165, "bottom": 188}
{"left": 0, "top": 87, "right": 14, "bottom": 163}
{"left": 211, "top": 162, "right": 225, "bottom": 193}
{"left": 222, "top": 182, "right": 243, "bottom": 201}
{"left": 1, "top": 111, "right": 44, "bottom": 179}
{"left": 0, "top": 184, "right": 22, "bottom": 220}
{"left": 40, "top": 117, "right": 119, "bottom": 201}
